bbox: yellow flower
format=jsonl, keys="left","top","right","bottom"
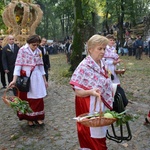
{"left": 21, "top": 29, "right": 27, "bottom": 34}
{"left": 39, "top": 52, "right": 42, "bottom": 58}
{"left": 16, "top": 15, "right": 20, "bottom": 22}
{"left": 27, "top": 18, "right": 30, "bottom": 22}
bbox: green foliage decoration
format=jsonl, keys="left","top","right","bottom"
{"left": 10, "top": 97, "right": 33, "bottom": 114}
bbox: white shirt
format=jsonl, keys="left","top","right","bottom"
{"left": 9, "top": 44, "right": 14, "bottom": 52}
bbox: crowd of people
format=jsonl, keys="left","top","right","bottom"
{"left": 0, "top": 33, "right": 149, "bottom": 149}
{"left": 118, "top": 35, "right": 150, "bottom": 59}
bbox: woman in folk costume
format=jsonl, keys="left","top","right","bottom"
{"left": 9, "top": 35, "right": 48, "bottom": 126}
{"left": 104, "top": 34, "right": 128, "bottom": 108}
{"left": 103, "top": 34, "right": 121, "bottom": 85}
{"left": 70, "top": 35, "right": 114, "bottom": 150}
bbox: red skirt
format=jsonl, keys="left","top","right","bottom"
{"left": 148, "top": 111, "right": 150, "bottom": 117}
{"left": 76, "top": 96, "right": 107, "bottom": 150}
{"left": 17, "top": 91, "right": 45, "bottom": 121}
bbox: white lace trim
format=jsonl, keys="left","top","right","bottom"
{"left": 79, "top": 148, "right": 91, "bottom": 150}
{"left": 18, "top": 110, "right": 45, "bottom": 116}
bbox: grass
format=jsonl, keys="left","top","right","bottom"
{"left": 49, "top": 54, "right": 71, "bottom": 85}
{"left": 124, "top": 55, "right": 150, "bottom": 76}
{"left": 116, "top": 54, "right": 150, "bottom": 102}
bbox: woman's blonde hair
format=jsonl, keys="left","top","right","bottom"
{"left": 87, "top": 34, "right": 109, "bottom": 53}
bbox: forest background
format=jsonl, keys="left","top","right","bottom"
{"left": 0, "top": 0, "right": 150, "bottom": 70}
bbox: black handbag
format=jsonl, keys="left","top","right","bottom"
{"left": 16, "top": 68, "right": 34, "bottom": 92}
{"left": 113, "top": 92, "right": 125, "bottom": 113}
{"left": 113, "top": 86, "right": 128, "bottom": 113}
{"left": 106, "top": 86, "right": 132, "bottom": 143}
{"left": 16, "top": 76, "right": 30, "bottom": 92}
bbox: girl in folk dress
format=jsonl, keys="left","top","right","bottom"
{"left": 103, "top": 34, "right": 121, "bottom": 85}
{"left": 70, "top": 35, "right": 113, "bottom": 150}
{"left": 9, "top": 35, "right": 48, "bottom": 126}
{"left": 104, "top": 34, "right": 128, "bottom": 108}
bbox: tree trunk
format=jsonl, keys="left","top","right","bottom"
{"left": 91, "top": 12, "right": 96, "bottom": 35}
{"left": 117, "top": 0, "right": 124, "bottom": 47}
{"left": 105, "top": 11, "right": 109, "bottom": 34}
{"left": 60, "top": 14, "right": 65, "bottom": 38}
{"left": 66, "top": 13, "right": 70, "bottom": 36}
{"left": 130, "top": 0, "right": 136, "bottom": 27}
{"left": 45, "top": 8, "right": 49, "bottom": 39}
{"left": 70, "top": 0, "right": 84, "bottom": 71}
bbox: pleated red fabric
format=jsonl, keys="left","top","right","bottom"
{"left": 76, "top": 96, "right": 107, "bottom": 150}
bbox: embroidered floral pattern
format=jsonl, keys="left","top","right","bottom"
{"left": 70, "top": 55, "right": 113, "bottom": 109}
{"left": 15, "top": 44, "right": 43, "bottom": 66}
{"left": 104, "top": 45, "right": 119, "bottom": 60}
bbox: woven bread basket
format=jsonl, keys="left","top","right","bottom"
{"left": 115, "top": 61, "right": 126, "bottom": 75}
{"left": 115, "top": 69, "right": 126, "bottom": 75}
{"left": 77, "top": 98, "right": 117, "bottom": 127}
{"left": 2, "top": 86, "right": 32, "bottom": 114}
{"left": 2, "top": 86, "right": 20, "bottom": 106}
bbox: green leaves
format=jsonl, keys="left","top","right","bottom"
{"left": 104, "top": 109, "right": 139, "bottom": 126}
{"left": 10, "top": 97, "right": 33, "bottom": 114}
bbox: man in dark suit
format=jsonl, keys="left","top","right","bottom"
{"left": 2, "top": 35, "right": 19, "bottom": 83}
{"left": 0, "top": 38, "right": 6, "bottom": 88}
{"left": 65, "top": 40, "right": 72, "bottom": 63}
{"left": 38, "top": 38, "right": 50, "bottom": 81}
{"left": 135, "top": 35, "right": 144, "bottom": 60}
